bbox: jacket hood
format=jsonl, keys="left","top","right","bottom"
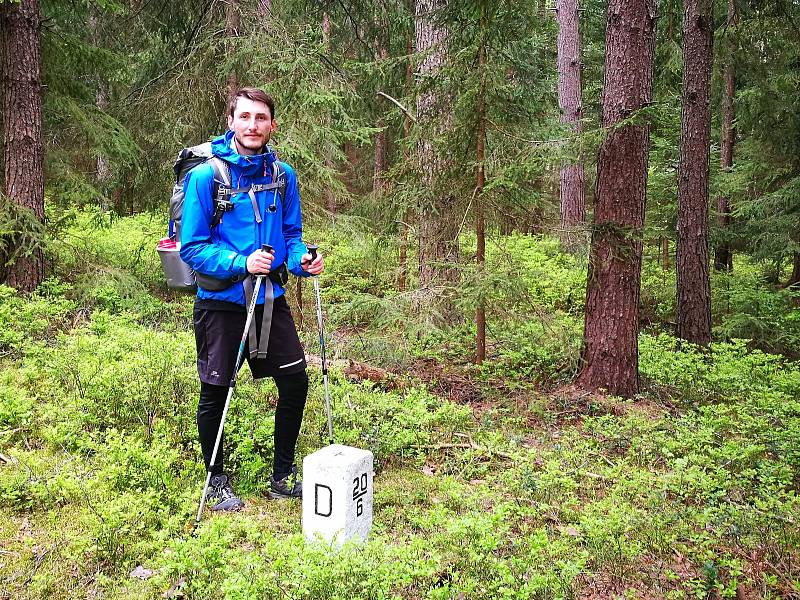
{"left": 211, "top": 130, "right": 278, "bottom": 174}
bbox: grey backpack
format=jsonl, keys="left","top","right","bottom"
{"left": 158, "top": 142, "right": 286, "bottom": 291}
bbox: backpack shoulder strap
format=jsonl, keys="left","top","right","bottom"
{"left": 208, "top": 157, "right": 233, "bottom": 229}
{"left": 209, "top": 156, "right": 231, "bottom": 189}
{"left": 271, "top": 160, "right": 287, "bottom": 202}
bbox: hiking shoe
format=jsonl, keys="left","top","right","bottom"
{"left": 207, "top": 473, "right": 245, "bottom": 511}
{"left": 269, "top": 464, "right": 302, "bottom": 499}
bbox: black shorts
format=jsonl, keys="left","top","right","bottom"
{"left": 193, "top": 294, "right": 307, "bottom": 385}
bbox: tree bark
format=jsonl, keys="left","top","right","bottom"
{"left": 225, "top": 0, "right": 240, "bottom": 97}
{"left": 398, "top": 32, "right": 415, "bottom": 293}
{"left": 1, "top": 0, "right": 45, "bottom": 293}
{"left": 576, "top": 0, "right": 656, "bottom": 398}
{"left": 257, "top": 0, "right": 272, "bottom": 19}
{"left": 373, "top": 120, "right": 388, "bottom": 192}
{"left": 373, "top": 28, "right": 390, "bottom": 194}
{"left": 416, "top": 0, "right": 457, "bottom": 288}
{"left": 714, "top": 0, "right": 736, "bottom": 272}
{"left": 322, "top": 7, "right": 336, "bottom": 212}
{"left": 475, "top": 13, "right": 487, "bottom": 364}
{"left": 89, "top": 9, "right": 110, "bottom": 205}
{"left": 790, "top": 251, "right": 800, "bottom": 289}
{"left": 557, "top": 0, "right": 586, "bottom": 251}
{"left": 676, "top": 0, "right": 713, "bottom": 346}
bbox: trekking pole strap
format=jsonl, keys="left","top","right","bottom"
{"left": 242, "top": 276, "right": 274, "bottom": 359}
{"left": 241, "top": 244, "right": 276, "bottom": 359}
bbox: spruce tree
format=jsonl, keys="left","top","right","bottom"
{"left": 577, "top": 0, "right": 656, "bottom": 398}
{"left": 676, "top": 0, "right": 713, "bottom": 346}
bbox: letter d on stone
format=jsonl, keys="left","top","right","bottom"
{"left": 315, "top": 483, "right": 332, "bottom": 517}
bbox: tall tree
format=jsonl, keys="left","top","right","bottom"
{"left": 475, "top": 4, "right": 487, "bottom": 364}
{"left": 89, "top": 7, "right": 110, "bottom": 205}
{"left": 321, "top": 4, "right": 336, "bottom": 211}
{"left": 1, "top": 0, "right": 45, "bottom": 293}
{"left": 415, "top": 0, "right": 457, "bottom": 288}
{"left": 373, "top": 21, "right": 390, "bottom": 194}
{"left": 676, "top": 0, "right": 713, "bottom": 346}
{"left": 556, "top": 0, "right": 586, "bottom": 251}
{"left": 398, "top": 30, "right": 415, "bottom": 293}
{"left": 226, "top": 0, "right": 241, "bottom": 96}
{"left": 714, "top": 0, "right": 736, "bottom": 272}
{"left": 258, "top": 0, "right": 272, "bottom": 20}
{"left": 576, "top": 0, "right": 656, "bottom": 398}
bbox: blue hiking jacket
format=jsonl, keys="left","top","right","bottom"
{"left": 180, "top": 130, "right": 310, "bottom": 305}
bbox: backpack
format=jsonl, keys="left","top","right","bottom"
{"left": 157, "top": 142, "right": 287, "bottom": 291}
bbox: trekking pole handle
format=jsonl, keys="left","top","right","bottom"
{"left": 262, "top": 244, "right": 274, "bottom": 254}
{"left": 306, "top": 244, "right": 319, "bottom": 265}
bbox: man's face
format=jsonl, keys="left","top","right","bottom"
{"left": 227, "top": 96, "right": 276, "bottom": 156}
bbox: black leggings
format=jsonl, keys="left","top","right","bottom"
{"left": 198, "top": 370, "right": 309, "bottom": 478}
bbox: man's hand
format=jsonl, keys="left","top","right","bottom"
{"left": 301, "top": 251, "right": 324, "bottom": 275}
{"left": 246, "top": 248, "right": 273, "bottom": 274}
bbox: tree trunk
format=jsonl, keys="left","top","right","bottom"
{"left": 1, "top": 0, "right": 45, "bottom": 293}
{"left": 225, "top": 0, "right": 240, "bottom": 96}
{"left": 89, "top": 9, "right": 110, "bottom": 206}
{"left": 373, "top": 122, "right": 388, "bottom": 193}
{"left": 556, "top": 0, "right": 586, "bottom": 251}
{"left": 416, "top": 0, "right": 457, "bottom": 288}
{"left": 714, "top": 0, "right": 736, "bottom": 272}
{"left": 373, "top": 29, "right": 389, "bottom": 194}
{"left": 661, "top": 236, "right": 670, "bottom": 270}
{"left": 789, "top": 251, "right": 800, "bottom": 289}
{"left": 676, "top": 0, "right": 713, "bottom": 346}
{"left": 322, "top": 8, "right": 336, "bottom": 212}
{"left": 398, "top": 33, "right": 415, "bottom": 293}
{"left": 576, "top": 0, "right": 656, "bottom": 398}
{"left": 475, "top": 13, "right": 487, "bottom": 365}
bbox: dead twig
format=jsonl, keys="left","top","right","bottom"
{"left": 0, "top": 427, "right": 25, "bottom": 436}
{"left": 377, "top": 91, "right": 417, "bottom": 123}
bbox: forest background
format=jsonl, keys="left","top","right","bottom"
{"left": 0, "top": 0, "right": 799, "bottom": 598}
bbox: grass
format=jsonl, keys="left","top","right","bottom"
{"left": 0, "top": 212, "right": 798, "bottom": 599}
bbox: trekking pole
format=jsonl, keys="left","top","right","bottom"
{"left": 307, "top": 244, "right": 334, "bottom": 445}
{"left": 195, "top": 244, "right": 273, "bottom": 523}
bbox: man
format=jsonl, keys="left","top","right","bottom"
{"left": 180, "top": 87, "right": 323, "bottom": 511}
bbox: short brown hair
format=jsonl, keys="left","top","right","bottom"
{"left": 228, "top": 87, "right": 275, "bottom": 119}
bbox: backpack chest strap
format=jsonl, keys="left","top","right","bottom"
{"left": 209, "top": 157, "right": 285, "bottom": 228}
{"left": 216, "top": 182, "right": 282, "bottom": 196}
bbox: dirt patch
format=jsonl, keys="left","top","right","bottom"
{"left": 544, "top": 384, "right": 671, "bottom": 423}
{"left": 405, "top": 358, "right": 485, "bottom": 404}
{"left": 576, "top": 551, "right": 702, "bottom": 599}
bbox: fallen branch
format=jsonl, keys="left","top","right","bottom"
{"left": 306, "top": 354, "right": 405, "bottom": 389}
{"left": 343, "top": 359, "right": 401, "bottom": 388}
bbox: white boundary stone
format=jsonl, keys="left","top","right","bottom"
{"left": 302, "top": 444, "right": 374, "bottom": 547}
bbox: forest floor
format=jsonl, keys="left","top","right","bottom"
{"left": 0, "top": 211, "right": 798, "bottom": 599}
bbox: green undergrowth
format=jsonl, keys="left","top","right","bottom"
{"left": 1, "top": 212, "right": 799, "bottom": 598}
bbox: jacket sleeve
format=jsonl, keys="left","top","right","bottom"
{"left": 179, "top": 164, "right": 248, "bottom": 277}
{"left": 281, "top": 164, "right": 311, "bottom": 277}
